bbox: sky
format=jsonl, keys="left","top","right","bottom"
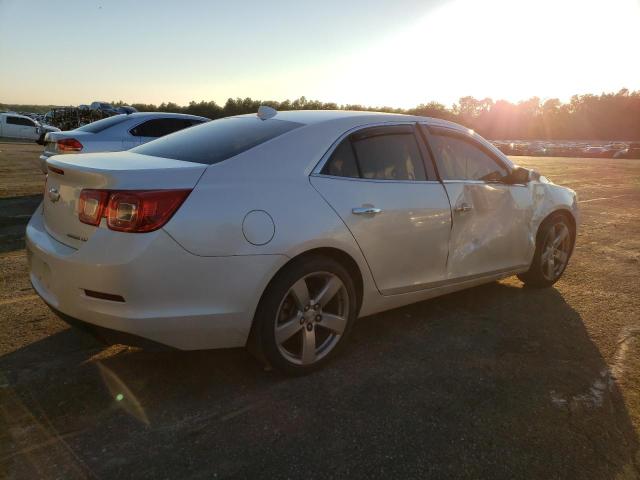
{"left": 1, "top": 0, "right": 639, "bottom": 108}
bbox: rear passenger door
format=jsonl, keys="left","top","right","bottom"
{"left": 310, "top": 124, "right": 452, "bottom": 295}
{"left": 129, "top": 118, "right": 199, "bottom": 146}
{"left": 420, "top": 124, "right": 534, "bottom": 279}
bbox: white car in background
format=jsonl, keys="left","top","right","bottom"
{"left": 27, "top": 109, "right": 578, "bottom": 374}
{"left": 39, "top": 112, "right": 209, "bottom": 173}
{"left": 0, "top": 112, "right": 60, "bottom": 142}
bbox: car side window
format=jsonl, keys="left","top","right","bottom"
{"left": 322, "top": 138, "right": 360, "bottom": 178}
{"left": 6, "top": 116, "right": 35, "bottom": 127}
{"left": 130, "top": 118, "right": 192, "bottom": 137}
{"left": 322, "top": 126, "right": 427, "bottom": 181}
{"left": 428, "top": 130, "right": 508, "bottom": 182}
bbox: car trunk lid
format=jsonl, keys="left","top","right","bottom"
{"left": 44, "top": 151, "right": 207, "bottom": 249}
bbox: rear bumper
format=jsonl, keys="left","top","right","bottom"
{"left": 26, "top": 206, "right": 287, "bottom": 350}
{"left": 47, "top": 304, "right": 175, "bottom": 350}
{"left": 39, "top": 153, "right": 51, "bottom": 173}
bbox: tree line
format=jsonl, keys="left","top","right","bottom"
{"left": 3, "top": 89, "right": 639, "bottom": 140}
{"left": 118, "top": 89, "right": 640, "bottom": 140}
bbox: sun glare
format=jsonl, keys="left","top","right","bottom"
{"left": 319, "top": 0, "right": 640, "bottom": 107}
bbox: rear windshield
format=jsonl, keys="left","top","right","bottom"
{"left": 131, "top": 117, "right": 303, "bottom": 164}
{"left": 77, "top": 115, "right": 128, "bottom": 133}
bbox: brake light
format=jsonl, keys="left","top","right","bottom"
{"left": 77, "top": 189, "right": 191, "bottom": 232}
{"left": 78, "top": 190, "right": 109, "bottom": 226}
{"left": 57, "top": 138, "right": 83, "bottom": 152}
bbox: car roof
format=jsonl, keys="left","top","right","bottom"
{"left": 1, "top": 112, "right": 32, "bottom": 118}
{"left": 232, "top": 109, "right": 465, "bottom": 131}
{"left": 229, "top": 110, "right": 512, "bottom": 171}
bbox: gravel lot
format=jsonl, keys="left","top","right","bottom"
{"left": 1, "top": 143, "right": 638, "bottom": 479}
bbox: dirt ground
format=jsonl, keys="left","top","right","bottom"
{"left": 0, "top": 143, "right": 639, "bottom": 479}
{"left": 0, "top": 142, "right": 44, "bottom": 199}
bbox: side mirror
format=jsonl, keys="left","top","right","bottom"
{"left": 506, "top": 166, "right": 534, "bottom": 184}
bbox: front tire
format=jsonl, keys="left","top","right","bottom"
{"left": 518, "top": 213, "right": 574, "bottom": 288}
{"left": 254, "top": 255, "right": 358, "bottom": 375}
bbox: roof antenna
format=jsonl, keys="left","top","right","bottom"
{"left": 257, "top": 105, "right": 277, "bottom": 120}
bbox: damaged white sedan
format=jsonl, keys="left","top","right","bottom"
{"left": 27, "top": 109, "right": 578, "bottom": 374}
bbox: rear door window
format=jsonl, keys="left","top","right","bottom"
{"left": 322, "top": 125, "right": 427, "bottom": 181}
{"left": 132, "top": 117, "right": 303, "bottom": 164}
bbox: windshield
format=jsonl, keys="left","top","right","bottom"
{"left": 76, "top": 115, "right": 128, "bottom": 133}
{"left": 131, "top": 116, "right": 303, "bottom": 164}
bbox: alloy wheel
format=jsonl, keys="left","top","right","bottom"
{"left": 274, "top": 272, "right": 349, "bottom": 366}
{"left": 541, "top": 222, "right": 571, "bottom": 281}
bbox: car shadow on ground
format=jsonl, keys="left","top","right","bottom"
{"left": 1, "top": 281, "right": 638, "bottom": 479}
{"left": 0, "top": 195, "right": 42, "bottom": 254}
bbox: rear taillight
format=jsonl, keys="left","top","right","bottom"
{"left": 78, "top": 189, "right": 109, "bottom": 226}
{"left": 78, "top": 189, "right": 191, "bottom": 232}
{"left": 57, "top": 138, "right": 83, "bottom": 152}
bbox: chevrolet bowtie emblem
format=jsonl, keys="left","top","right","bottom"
{"left": 48, "top": 187, "right": 60, "bottom": 203}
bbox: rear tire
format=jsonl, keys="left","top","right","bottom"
{"left": 518, "top": 213, "right": 574, "bottom": 288}
{"left": 253, "top": 255, "right": 358, "bottom": 375}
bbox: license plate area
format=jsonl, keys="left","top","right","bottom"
{"left": 30, "top": 250, "right": 52, "bottom": 292}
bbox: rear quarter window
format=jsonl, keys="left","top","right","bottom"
{"left": 131, "top": 117, "right": 303, "bottom": 164}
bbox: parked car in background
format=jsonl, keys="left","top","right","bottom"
{"left": 116, "top": 105, "right": 138, "bottom": 114}
{"left": 0, "top": 112, "right": 60, "bottom": 142}
{"left": 36, "top": 122, "right": 61, "bottom": 144}
{"left": 39, "top": 112, "right": 209, "bottom": 172}
{"left": 614, "top": 142, "right": 640, "bottom": 159}
{"left": 28, "top": 109, "right": 579, "bottom": 374}
{"left": 582, "top": 146, "right": 609, "bottom": 158}
{"left": 89, "top": 102, "right": 119, "bottom": 115}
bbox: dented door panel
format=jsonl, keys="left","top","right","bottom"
{"left": 444, "top": 181, "right": 535, "bottom": 279}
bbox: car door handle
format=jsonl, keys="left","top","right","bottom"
{"left": 352, "top": 207, "right": 382, "bottom": 215}
{"left": 454, "top": 203, "right": 473, "bottom": 213}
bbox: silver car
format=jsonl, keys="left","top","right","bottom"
{"left": 28, "top": 109, "right": 578, "bottom": 374}
{"left": 39, "top": 112, "right": 209, "bottom": 172}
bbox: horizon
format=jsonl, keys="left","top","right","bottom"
{"left": 1, "top": 87, "right": 638, "bottom": 111}
{"left": 1, "top": 0, "right": 639, "bottom": 107}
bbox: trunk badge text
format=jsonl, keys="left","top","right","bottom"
{"left": 67, "top": 233, "right": 88, "bottom": 242}
{"left": 48, "top": 187, "right": 60, "bottom": 203}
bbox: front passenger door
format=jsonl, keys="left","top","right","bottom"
{"left": 421, "top": 125, "right": 535, "bottom": 279}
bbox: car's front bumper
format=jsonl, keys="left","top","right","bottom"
{"left": 26, "top": 205, "right": 287, "bottom": 350}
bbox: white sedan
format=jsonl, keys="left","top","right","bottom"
{"left": 27, "top": 109, "right": 578, "bottom": 374}
{"left": 39, "top": 112, "right": 209, "bottom": 173}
